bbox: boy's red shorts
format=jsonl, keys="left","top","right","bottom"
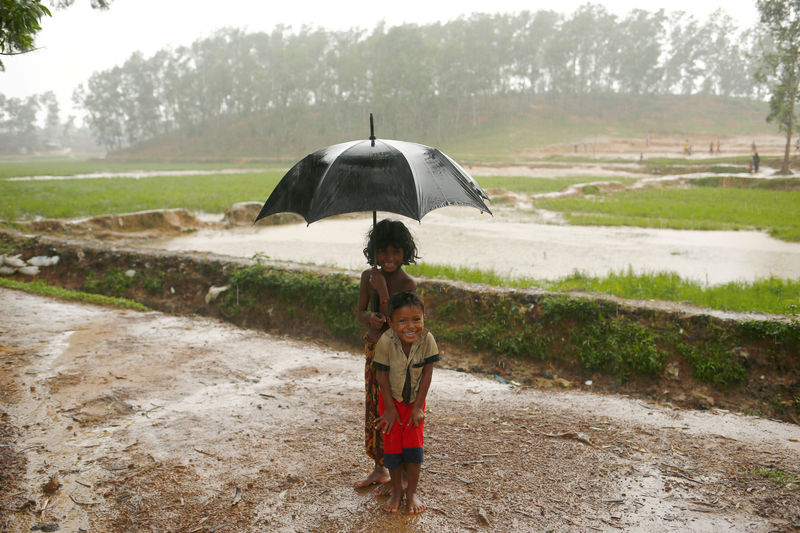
{"left": 378, "top": 395, "right": 424, "bottom": 470}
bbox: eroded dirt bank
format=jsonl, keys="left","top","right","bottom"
{"left": 1, "top": 289, "right": 799, "bottom": 532}
{"left": 1, "top": 227, "right": 799, "bottom": 422}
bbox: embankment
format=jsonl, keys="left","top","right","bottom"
{"left": 1, "top": 228, "right": 797, "bottom": 422}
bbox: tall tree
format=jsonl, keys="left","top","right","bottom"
{"left": 756, "top": 0, "right": 800, "bottom": 173}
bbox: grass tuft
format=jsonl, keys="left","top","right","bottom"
{"left": 0, "top": 277, "right": 149, "bottom": 310}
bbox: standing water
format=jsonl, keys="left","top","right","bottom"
{"left": 156, "top": 209, "right": 800, "bottom": 286}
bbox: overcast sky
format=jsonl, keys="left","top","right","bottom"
{"left": 2, "top": 0, "right": 759, "bottom": 122}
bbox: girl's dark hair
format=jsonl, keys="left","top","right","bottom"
{"left": 363, "top": 219, "right": 419, "bottom": 266}
{"left": 388, "top": 291, "right": 425, "bottom": 317}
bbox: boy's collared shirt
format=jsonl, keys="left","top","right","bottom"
{"left": 373, "top": 328, "right": 439, "bottom": 405}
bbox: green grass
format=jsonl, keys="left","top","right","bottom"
{"left": 0, "top": 277, "right": 149, "bottom": 310}
{"left": 750, "top": 466, "right": 797, "bottom": 486}
{"left": 406, "top": 264, "right": 800, "bottom": 315}
{"left": 532, "top": 186, "right": 800, "bottom": 242}
{"left": 0, "top": 171, "right": 283, "bottom": 220}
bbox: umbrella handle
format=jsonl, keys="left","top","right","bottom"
{"left": 369, "top": 113, "right": 375, "bottom": 147}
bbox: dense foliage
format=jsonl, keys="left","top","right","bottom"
{"left": 0, "top": 0, "right": 51, "bottom": 71}
{"left": 63, "top": 7, "right": 769, "bottom": 153}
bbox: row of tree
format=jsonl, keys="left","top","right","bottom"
{"left": 68, "top": 6, "right": 774, "bottom": 153}
{"left": 0, "top": 91, "right": 70, "bottom": 154}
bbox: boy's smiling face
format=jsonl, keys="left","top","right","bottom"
{"left": 375, "top": 244, "right": 404, "bottom": 273}
{"left": 388, "top": 304, "right": 424, "bottom": 350}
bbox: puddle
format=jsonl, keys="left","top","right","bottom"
{"left": 156, "top": 209, "right": 800, "bottom": 285}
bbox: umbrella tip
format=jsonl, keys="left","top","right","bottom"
{"left": 369, "top": 113, "right": 375, "bottom": 147}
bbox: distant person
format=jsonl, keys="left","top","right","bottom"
{"left": 753, "top": 152, "right": 760, "bottom": 173}
{"left": 709, "top": 142, "right": 714, "bottom": 155}
{"left": 373, "top": 290, "right": 438, "bottom": 514}
{"left": 751, "top": 140, "right": 757, "bottom": 153}
{"left": 716, "top": 140, "right": 721, "bottom": 154}
{"left": 354, "top": 219, "right": 418, "bottom": 494}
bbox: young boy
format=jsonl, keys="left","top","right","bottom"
{"left": 373, "top": 291, "right": 438, "bottom": 514}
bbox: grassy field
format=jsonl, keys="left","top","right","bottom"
{"left": 1, "top": 170, "right": 284, "bottom": 220}
{"left": 532, "top": 184, "right": 800, "bottom": 242}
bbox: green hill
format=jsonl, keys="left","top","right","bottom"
{"left": 116, "top": 94, "right": 773, "bottom": 163}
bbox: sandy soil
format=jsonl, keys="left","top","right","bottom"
{"left": 2, "top": 288, "right": 799, "bottom": 532}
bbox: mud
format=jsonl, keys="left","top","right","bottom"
{"left": 1, "top": 288, "right": 799, "bottom": 532}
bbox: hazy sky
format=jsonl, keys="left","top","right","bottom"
{"left": 2, "top": 0, "right": 759, "bottom": 122}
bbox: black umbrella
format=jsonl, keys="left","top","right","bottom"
{"left": 255, "top": 114, "right": 491, "bottom": 225}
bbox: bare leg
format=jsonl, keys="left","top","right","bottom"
{"left": 354, "top": 459, "right": 389, "bottom": 488}
{"left": 404, "top": 462, "right": 425, "bottom": 514}
{"left": 381, "top": 467, "right": 404, "bottom": 513}
{"left": 374, "top": 469, "right": 406, "bottom": 495}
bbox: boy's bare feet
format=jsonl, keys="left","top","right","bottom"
{"left": 354, "top": 467, "right": 389, "bottom": 489}
{"left": 406, "top": 491, "right": 426, "bottom": 514}
{"left": 381, "top": 488, "right": 403, "bottom": 513}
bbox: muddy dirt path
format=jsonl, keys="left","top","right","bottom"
{"left": 1, "top": 288, "right": 799, "bottom": 532}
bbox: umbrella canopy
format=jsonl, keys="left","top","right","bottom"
{"left": 255, "top": 117, "right": 491, "bottom": 225}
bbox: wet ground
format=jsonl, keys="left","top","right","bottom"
{"left": 2, "top": 288, "right": 799, "bottom": 532}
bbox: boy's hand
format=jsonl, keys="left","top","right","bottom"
{"left": 376, "top": 409, "right": 400, "bottom": 435}
{"left": 409, "top": 406, "right": 425, "bottom": 427}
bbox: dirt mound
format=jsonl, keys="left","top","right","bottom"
{"left": 22, "top": 209, "right": 212, "bottom": 238}
{"left": 223, "top": 201, "right": 303, "bottom": 227}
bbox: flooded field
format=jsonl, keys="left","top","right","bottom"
{"left": 157, "top": 208, "right": 800, "bottom": 286}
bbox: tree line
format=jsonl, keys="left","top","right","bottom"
{"left": 0, "top": 6, "right": 778, "bottom": 155}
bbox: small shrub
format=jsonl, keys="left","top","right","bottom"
{"left": 142, "top": 274, "right": 165, "bottom": 294}
{"left": 680, "top": 343, "right": 747, "bottom": 387}
{"left": 574, "top": 317, "right": 666, "bottom": 381}
{"left": 83, "top": 268, "right": 135, "bottom": 298}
